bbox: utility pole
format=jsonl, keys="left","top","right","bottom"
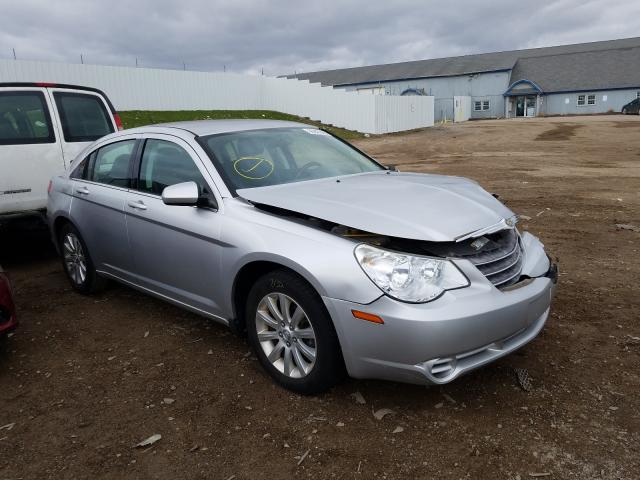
{"left": 80, "top": 54, "right": 84, "bottom": 64}
{"left": 135, "top": 57, "right": 138, "bottom": 67}
{"left": 12, "top": 48, "right": 16, "bottom": 60}
{"left": 223, "top": 64, "right": 226, "bottom": 72}
{"left": 183, "top": 61, "right": 186, "bottom": 70}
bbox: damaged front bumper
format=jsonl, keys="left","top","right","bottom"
{"left": 323, "top": 245, "right": 558, "bottom": 386}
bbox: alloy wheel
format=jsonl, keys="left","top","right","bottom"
{"left": 255, "top": 293, "right": 317, "bottom": 378}
{"left": 63, "top": 233, "right": 87, "bottom": 286}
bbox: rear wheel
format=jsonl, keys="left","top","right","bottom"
{"left": 246, "top": 270, "right": 343, "bottom": 394}
{"left": 59, "top": 223, "right": 107, "bottom": 294}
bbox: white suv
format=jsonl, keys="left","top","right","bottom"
{"left": 0, "top": 82, "right": 121, "bottom": 220}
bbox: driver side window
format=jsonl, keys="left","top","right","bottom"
{"left": 137, "top": 139, "right": 211, "bottom": 198}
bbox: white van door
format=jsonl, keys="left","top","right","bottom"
{"left": 46, "top": 88, "right": 116, "bottom": 167}
{"left": 0, "top": 87, "right": 64, "bottom": 215}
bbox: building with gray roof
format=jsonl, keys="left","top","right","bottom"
{"left": 286, "top": 37, "right": 640, "bottom": 121}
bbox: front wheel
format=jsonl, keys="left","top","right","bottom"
{"left": 246, "top": 270, "right": 344, "bottom": 394}
{"left": 622, "top": 108, "right": 628, "bottom": 114}
{"left": 59, "top": 223, "right": 107, "bottom": 294}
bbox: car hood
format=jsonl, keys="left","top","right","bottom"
{"left": 237, "top": 171, "right": 514, "bottom": 242}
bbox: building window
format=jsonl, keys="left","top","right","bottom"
{"left": 578, "top": 94, "right": 596, "bottom": 106}
{"left": 474, "top": 100, "right": 490, "bottom": 111}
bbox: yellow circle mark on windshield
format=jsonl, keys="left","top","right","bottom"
{"left": 233, "top": 157, "right": 274, "bottom": 180}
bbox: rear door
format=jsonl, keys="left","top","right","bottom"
{"left": 0, "top": 87, "right": 62, "bottom": 214}
{"left": 69, "top": 136, "right": 138, "bottom": 278}
{"left": 48, "top": 88, "right": 116, "bottom": 166}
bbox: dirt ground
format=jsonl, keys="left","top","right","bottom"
{"left": 1, "top": 115, "right": 639, "bottom": 480}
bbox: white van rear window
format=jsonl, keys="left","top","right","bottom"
{"left": 0, "top": 91, "right": 55, "bottom": 145}
{"left": 53, "top": 92, "right": 114, "bottom": 142}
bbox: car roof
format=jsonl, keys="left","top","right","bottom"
{"left": 127, "top": 119, "right": 311, "bottom": 137}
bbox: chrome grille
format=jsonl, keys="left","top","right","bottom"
{"left": 472, "top": 237, "right": 524, "bottom": 288}
{"left": 448, "top": 229, "right": 524, "bottom": 289}
{"left": 386, "top": 227, "right": 525, "bottom": 289}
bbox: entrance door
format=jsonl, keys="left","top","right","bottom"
{"left": 525, "top": 95, "right": 537, "bottom": 117}
{"left": 515, "top": 96, "right": 525, "bottom": 117}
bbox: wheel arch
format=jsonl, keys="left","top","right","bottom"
{"left": 51, "top": 214, "right": 74, "bottom": 251}
{"left": 230, "top": 256, "right": 329, "bottom": 336}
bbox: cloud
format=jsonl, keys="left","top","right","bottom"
{"left": 0, "top": 0, "right": 638, "bottom": 76}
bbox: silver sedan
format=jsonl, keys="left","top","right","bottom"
{"left": 47, "top": 120, "right": 557, "bottom": 393}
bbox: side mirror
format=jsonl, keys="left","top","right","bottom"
{"left": 161, "top": 181, "right": 199, "bottom": 206}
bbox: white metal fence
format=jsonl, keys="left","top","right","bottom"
{"left": 0, "top": 59, "right": 434, "bottom": 134}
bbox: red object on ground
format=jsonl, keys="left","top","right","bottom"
{"left": 0, "top": 267, "right": 17, "bottom": 336}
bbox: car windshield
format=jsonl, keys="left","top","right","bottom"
{"left": 199, "top": 127, "right": 384, "bottom": 191}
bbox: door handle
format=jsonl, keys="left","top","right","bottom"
{"left": 76, "top": 186, "right": 90, "bottom": 195}
{"left": 128, "top": 200, "right": 147, "bottom": 211}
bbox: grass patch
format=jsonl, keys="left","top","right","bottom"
{"left": 118, "top": 110, "right": 363, "bottom": 140}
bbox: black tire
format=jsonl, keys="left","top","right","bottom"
{"left": 58, "top": 223, "right": 107, "bottom": 294}
{"left": 246, "top": 269, "right": 344, "bottom": 394}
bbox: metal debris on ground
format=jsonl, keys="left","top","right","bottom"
{"left": 615, "top": 224, "right": 640, "bottom": 232}
{"left": 442, "top": 393, "right": 456, "bottom": 404}
{"left": 297, "top": 449, "right": 311, "bottom": 466}
{"left": 135, "top": 434, "right": 162, "bottom": 448}
{"left": 515, "top": 368, "right": 532, "bottom": 392}
{"left": 0, "top": 423, "right": 15, "bottom": 431}
{"left": 351, "top": 391, "right": 366, "bottom": 405}
{"left": 373, "top": 408, "right": 394, "bottom": 420}
{"left": 392, "top": 426, "right": 404, "bottom": 434}
{"left": 529, "top": 473, "right": 551, "bottom": 478}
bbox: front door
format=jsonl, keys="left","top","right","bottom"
{"left": 525, "top": 95, "right": 537, "bottom": 117}
{"left": 515, "top": 96, "right": 525, "bottom": 117}
{"left": 0, "top": 88, "right": 63, "bottom": 214}
{"left": 125, "top": 135, "right": 223, "bottom": 316}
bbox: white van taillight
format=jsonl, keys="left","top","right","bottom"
{"left": 113, "top": 113, "right": 124, "bottom": 131}
{"left": 47, "top": 180, "right": 53, "bottom": 196}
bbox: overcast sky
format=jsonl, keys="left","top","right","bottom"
{"left": 1, "top": 0, "right": 639, "bottom": 76}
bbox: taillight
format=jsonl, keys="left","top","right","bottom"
{"left": 36, "top": 82, "right": 56, "bottom": 87}
{"left": 113, "top": 113, "right": 124, "bottom": 131}
{"left": 47, "top": 180, "right": 53, "bottom": 195}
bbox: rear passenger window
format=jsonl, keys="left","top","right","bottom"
{"left": 0, "top": 91, "right": 54, "bottom": 145}
{"left": 90, "top": 140, "right": 135, "bottom": 187}
{"left": 70, "top": 152, "right": 93, "bottom": 180}
{"left": 53, "top": 92, "right": 114, "bottom": 142}
{"left": 137, "top": 139, "right": 210, "bottom": 196}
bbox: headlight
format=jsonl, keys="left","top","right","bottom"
{"left": 354, "top": 244, "right": 469, "bottom": 303}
